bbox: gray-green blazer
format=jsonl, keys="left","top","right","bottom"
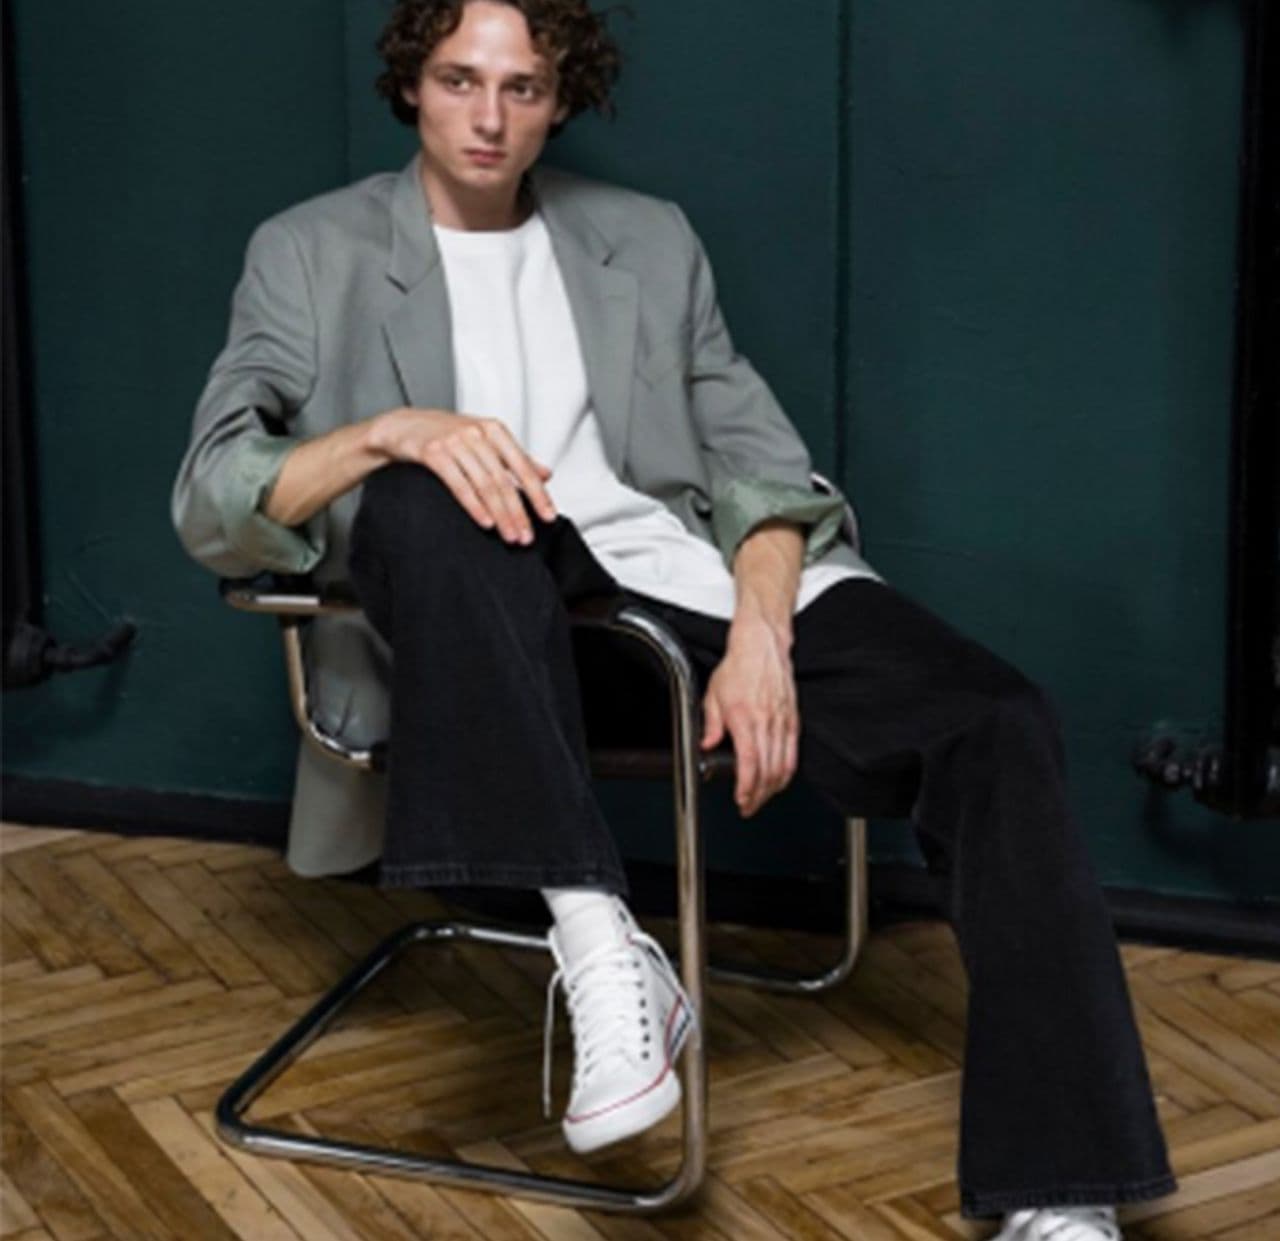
{"left": 172, "top": 155, "right": 875, "bottom": 877}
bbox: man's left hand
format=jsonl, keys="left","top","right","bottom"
{"left": 701, "top": 616, "right": 799, "bottom": 817}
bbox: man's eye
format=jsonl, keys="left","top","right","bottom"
{"left": 441, "top": 74, "right": 470, "bottom": 91}
{"left": 510, "top": 82, "right": 543, "bottom": 100}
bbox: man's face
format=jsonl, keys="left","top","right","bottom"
{"left": 404, "top": 1, "right": 567, "bottom": 218}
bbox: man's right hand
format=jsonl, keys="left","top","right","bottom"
{"left": 368, "top": 407, "right": 557, "bottom": 545}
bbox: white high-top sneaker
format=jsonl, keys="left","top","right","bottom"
{"left": 992, "top": 1206, "right": 1121, "bottom": 1240}
{"left": 543, "top": 899, "right": 694, "bottom": 1153}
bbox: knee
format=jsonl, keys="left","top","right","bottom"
{"left": 356, "top": 463, "right": 474, "bottom": 549}
{"left": 362, "top": 461, "right": 458, "bottom": 518}
{"left": 986, "top": 667, "right": 1065, "bottom": 764}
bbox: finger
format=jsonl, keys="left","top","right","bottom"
{"left": 510, "top": 450, "right": 557, "bottom": 515}
{"left": 755, "top": 715, "right": 780, "bottom": 812}
{"left": 770, "top": 710, "right": 791, "bottom": 795}
{"left": 422, "top": 452, "right": 496, "bottom": 532}
{"left": 701, "top": 694, "right": 724, "bottom": 750}
{"left": 515, "top": 462, "right": 557, "bottom": 522}
{"left": 742, "top": 714, "right": 769, "bottom": 816}
{"left": 782, "top": 713, "right": 799, "bottom": 787}
{"left": 766, "top": 708, "right": 791, "bottom": 805}
{"left": 730, "top": 714, "right": 757, "bottom": 813}
{"left": 752, "top": 714, "right": 775, "bottom": 811}
{"left": 464, "top": 435, "right": 533, "bottom": 537}
{"left": 737, "top": 716, "right": 760, "bottom": 815}
{"left": 452, "top": 440, "right": 531, "bottom": 543}
{"left": 485, "top": 423, "right": 558, "bottom": 521}
{"left": 482, "top": 442, "right": 549, "bottom": 531}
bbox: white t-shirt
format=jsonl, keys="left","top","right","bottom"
{"left": 433, "top": 212, "right": 860, "bottom": 620}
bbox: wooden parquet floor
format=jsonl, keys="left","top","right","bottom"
{"left": 2, "top": 822, "right": 1279, "bottom": 1241}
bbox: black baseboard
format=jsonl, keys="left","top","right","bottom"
{"left": 4, "top": 775, "right": 1278, "bottom": 959}
{"left": 3, "top": 774, "right": 289, "bottom": 843}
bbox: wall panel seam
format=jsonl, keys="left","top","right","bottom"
{"left": 833, "top": 0, "right": 852, "bottom": 483}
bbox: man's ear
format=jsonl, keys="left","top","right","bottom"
{"left": 552, "top": 100, "right": 569, "bottom": 126}
{"left": 401, "top": 83, "right": 420, "bottom": 113}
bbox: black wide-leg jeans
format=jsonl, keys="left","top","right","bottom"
{"left": 348, "top": 462, "right": 1176, "bottom": 1218}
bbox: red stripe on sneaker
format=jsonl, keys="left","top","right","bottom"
{"left": 564, "top": 997, "right": 691, "bottom": 1124}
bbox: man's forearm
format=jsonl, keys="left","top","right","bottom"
{"left": 706, "top": 519, "right": 806, "bottom": 816}
{"left": 262, "top": 415, "right": 389, "bottom": 527}
{"left": 262, "top": 405, "right": 557, "bottom": 544}
{"left": 730, "top": 519, "right": 805, "bottom": 644}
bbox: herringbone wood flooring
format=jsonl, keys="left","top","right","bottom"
{"left": 2, "top": 822, "right": 1278, "bottom": 1241}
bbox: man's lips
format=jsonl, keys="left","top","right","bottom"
{"left": 465, "top": 148, "right": 505, "bottom": 165}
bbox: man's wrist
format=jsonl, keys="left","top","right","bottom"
{"left": 363, "top": 407, "right": 406, "bottom": 461}
{"left": 729, "top": 520, "right": 804, "bottom": 645}
{"left": 728, "top": 600, "right": 793, "bottom": 652}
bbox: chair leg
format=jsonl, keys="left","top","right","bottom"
{"left": 707, "top": 816, "right": 869, "bottom": 994}
{"left": 216, "top": 919, "right": 706, "bottom": 1212}
{"left": 213, "top": 815, "right": 862, "bottom": 1209}
{"left": 603, "top": 605, "right": 869, "bottom": 998}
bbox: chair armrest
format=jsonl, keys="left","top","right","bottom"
{"left": 219, "top": 574, "right": 359, "bottom": 617}
{"left": 219, "top": 575, "right": 648, "bottom": 636}
{"left": 217, "top": 575, "right": 381, "bottom": 770}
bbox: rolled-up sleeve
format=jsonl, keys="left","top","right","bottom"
{"left": 710, "top": 476, "right": 845, "bottom": 569}
{"left": 171, "top": 217, "right": 325, "bottom": 578}
{"left": 670, "top": 204, "right": 849, "bottom": 569}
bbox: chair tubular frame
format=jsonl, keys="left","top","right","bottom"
{"left": 215, "top": 477, "right": 868, "bottom": 1213}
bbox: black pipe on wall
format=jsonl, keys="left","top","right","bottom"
{"left": 1135, "top": 0, "right": 1279, "bottom": 818}
{"left": 2, "top": 0, "right": 135, "bottom": 690}
{"left": 2, "top": 0, "right": 42, "bottom": 661}
{"left": 1222, "top": 0, "right": 1279, "bottom": 816}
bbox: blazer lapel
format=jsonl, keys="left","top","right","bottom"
{"left": 532, "top": 169, "right": 638, "bottom": 475}
{"left": 382, "top": 157, "right": 455, "bottom": 411}
{"left": 379, "top": 158, "right": 639, "bottom": 473}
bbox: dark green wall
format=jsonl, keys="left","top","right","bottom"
{"left": 839, "top": 0, "right": 1274, "bottom": 900}
{"left": 6, "top": 1, "right": 1276, "bottom": 901}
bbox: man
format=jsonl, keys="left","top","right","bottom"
{"left": 172, "top": 2, "right": 1176, "bottom": 1235}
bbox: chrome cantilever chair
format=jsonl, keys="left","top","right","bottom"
{"left": 215, "top": 476, "right": 874, "bottom": 1214}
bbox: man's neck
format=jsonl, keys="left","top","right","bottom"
{"left": 420, "top": 164, "right": 531, "bottom": 232}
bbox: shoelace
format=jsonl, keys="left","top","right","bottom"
{"left": 542, "top": 930, "right": 691, "bottom": 1117}
{"left": 1005, "top": 1206, "right": 1120, "bottom": 1241}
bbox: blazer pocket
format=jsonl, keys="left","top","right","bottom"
{"left": 636, "top": 336, "right": 685, "bottom": 389}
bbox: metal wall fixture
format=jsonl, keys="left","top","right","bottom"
{"left": 1135, "top": 0, "right": 1279, "bottom": 819}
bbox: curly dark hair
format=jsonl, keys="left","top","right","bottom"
{"left": 375, "top": 0, "right": 621, "bottom": 132}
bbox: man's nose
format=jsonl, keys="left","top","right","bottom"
{"left": 471, "top": 88, "right": 504, "bottom": 140}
